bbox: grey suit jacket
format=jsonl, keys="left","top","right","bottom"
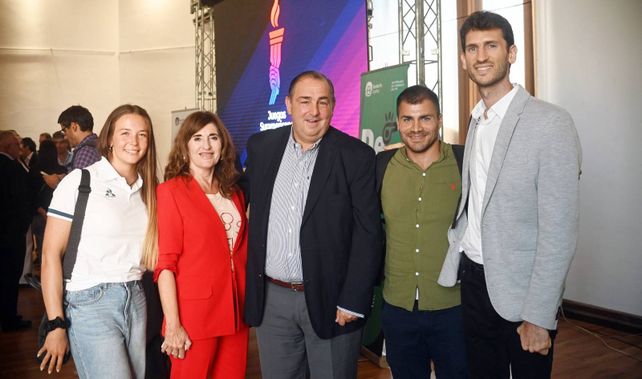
{"left": 438, "top": 85, "right": 582, "bottom": 330}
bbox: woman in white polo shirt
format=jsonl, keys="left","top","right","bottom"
{"left": 38, "top": 104, "right": 159, "bottom": 378}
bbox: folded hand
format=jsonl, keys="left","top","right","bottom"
{"left": 335, "top": 309, "right": 358, "bottom": 326}
{"left": 516, "top": 320, "right": 551, "bottom": 355}
{"left": 161, "top": 324, "right": 192, "bottom": 359}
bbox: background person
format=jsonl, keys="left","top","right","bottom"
{"left": 39, "top": 104, "right": 159, "bottom": 377}
{"left": 39, "top": 133, "right": 52, "bottom": 146}
{"left": 52, "top": 131, "right": 73, "bottom": 172}
{"left": 154, "top": 111, "right": 249, "bottom": 379}
{"left": 30, "top": 140, "right": 67, "bottom": 267}
{"left": 58, "top": 105, "right": 100, "bottom": 170}
{"left": 0, "top": 130, "right": 33, "bottom": 332}
{"left": 43, "top": 106, "right": 100, "bottom": 190}
{"left": 20, "top": 137, "right": 38, "bottom": 171}
{"left": 18, "top": 136, "right": 40, "bottom": 285}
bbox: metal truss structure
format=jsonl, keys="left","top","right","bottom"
{"left": 189, "top": 1, "right": 442, "bottom": 114}
{"left": 398, "top": 0, "right": 442, "bottom": 105}
{"left": 191, "top": 0, "right": 216, "bottom": 112}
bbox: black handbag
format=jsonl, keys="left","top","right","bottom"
{"left": 36, "top": 169, "right": 91, "bottom": 365}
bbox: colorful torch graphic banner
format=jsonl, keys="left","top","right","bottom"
{"left": 268, "top": 0, "right": 284, "bottom": 105}
{"left": 214, "top": 0, "right": 368, "bottom": 163}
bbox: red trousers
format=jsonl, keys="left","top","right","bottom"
{"left": 169, "top": 327, "right": 249, "bottom": 379}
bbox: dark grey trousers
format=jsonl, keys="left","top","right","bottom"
{"left": 256, "top": 281, "right": 362, "bottom": 379}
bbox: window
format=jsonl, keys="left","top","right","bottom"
{"left": 367, "top": 0, "right": 534, "bottom": 144}
{"left": 455, "top": 0, "right": 534, "bottom": 143}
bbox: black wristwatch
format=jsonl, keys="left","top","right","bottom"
{"left": 44, "top": 317, "right": 70, "bottom": 333}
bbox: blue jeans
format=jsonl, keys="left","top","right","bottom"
{"left": 65, "top": 281, "right": 147, "bottom": 379}
{"left": 382, "top": 300, "right": 468, "bottom": 379}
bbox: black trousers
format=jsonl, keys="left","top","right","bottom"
{"left": 460, "top": 254, "right": 556, "bottom": 379}
{"left": 0, "top": 237, "right": 26, "bottom": 327}
{"left": 142, "top": 272, "right": 170, "bottom": 379}
{"left": 382, "top": 300, "right": 467, "bottom": 379}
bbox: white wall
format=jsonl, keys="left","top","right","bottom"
{"left": 0, "top": 0, "right": 195, "bottom": 171}
{"left": 0, "top": 1, "right": 119, "bottom": 139}
{"left": 536, "top": 0, "right": 642, "bottom": 316}
{"left": 118, "top": 0, "right": 194, "bottom": 170}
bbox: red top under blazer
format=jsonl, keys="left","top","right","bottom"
{"left": 154, "top": 176, "right": 248, "bottom": 340}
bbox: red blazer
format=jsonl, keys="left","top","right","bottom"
{"left": 154, "top": 176, "right": 248, "bottom": 340}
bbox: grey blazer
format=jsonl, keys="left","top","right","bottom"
{"left": 438, "top": 85, "right": 582, "bottom": 330}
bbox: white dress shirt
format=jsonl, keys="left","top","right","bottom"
{"left": 461, "top": 85, "right": 518, "bottom": 264}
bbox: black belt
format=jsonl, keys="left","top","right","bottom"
{"left": 267, "top": 276, "right": 305, "bottom": 292}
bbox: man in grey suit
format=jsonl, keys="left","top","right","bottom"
{"left": 438, "top": 11, "right": 581, "bottom": 378}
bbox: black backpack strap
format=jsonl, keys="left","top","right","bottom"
{"left": 62, "top": 169, "right": 91, "bottom": 280}
{"left": 451, "top": 144, "right": 464, "bottom": 175}
{"left": 375, "top": 149, "right": 397, "bottom": 195}
{"left": 374, "top": 149, "right": 397, "bottom": 286}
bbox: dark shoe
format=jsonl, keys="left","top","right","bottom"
{"left": 2, "top": 319, "right": 32, "bottom": 332}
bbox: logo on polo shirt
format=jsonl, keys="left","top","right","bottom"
{"left": 105, "top": 189, "right": 116, "bottom": 198}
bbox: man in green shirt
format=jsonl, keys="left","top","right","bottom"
{"left": 376, "top": 85, "right": 466, "bottom": 378}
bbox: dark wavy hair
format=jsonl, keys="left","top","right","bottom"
{"left": 460, "top": 11, "right": 514, "bottom": 50}
{"left": 57, "top": 105, "right": 94, "bottom": 132}
{"left": 164, "top": 111, "right": 239, "bottom": 198}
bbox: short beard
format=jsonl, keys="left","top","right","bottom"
{"left": 468, "top": 60, "right": 510, "bottom": 89}
{"left": 403, "top": 133, "right": 439, "bottom": 155}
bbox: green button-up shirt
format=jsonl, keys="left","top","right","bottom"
{"left": 381, "top": 143, "right": 462, "bottom": 311}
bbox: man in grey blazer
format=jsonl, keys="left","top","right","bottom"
{"left": 438, "top": 11, "right": 582, "bottom": 378}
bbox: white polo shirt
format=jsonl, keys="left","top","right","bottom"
{"left": 48, "top": 157, "right": 147, "bottom": 291}
{"left": 461, "top": 85, "right": 518, "bottom": 265}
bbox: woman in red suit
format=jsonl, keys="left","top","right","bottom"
{"left": 154, "top": 111, "right": 248, "bottom": 378}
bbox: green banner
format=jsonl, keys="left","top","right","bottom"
{"left": 359, "top": 64, "right": 409, "bottom": 153}
{"left": 358, "top": 64, "right": 408, "bottom": 367}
